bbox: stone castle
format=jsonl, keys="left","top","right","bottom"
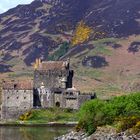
{"left": 1, "top": 59, "right": 96, "bottom": 119}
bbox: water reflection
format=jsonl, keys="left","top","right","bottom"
{"left": 0, "top": 126, "right": 72, "bottom": 140}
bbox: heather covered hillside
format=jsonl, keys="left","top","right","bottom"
{"left": 0, "top": 0, "right": 140, "bottom": 98}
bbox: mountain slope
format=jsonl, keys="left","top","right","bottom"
{"left": 0, "top": 0, "right": 140, "bottom": 98}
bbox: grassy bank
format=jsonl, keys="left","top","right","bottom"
{"left": 18, "top": 108, "right": 78, "bottom": 124}
{"left": 77, "top": 92, "right": 140, "bottom": 135}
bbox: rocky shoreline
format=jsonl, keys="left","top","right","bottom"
{"left": 55, "top": 126, "right": 140, "bottom": 140}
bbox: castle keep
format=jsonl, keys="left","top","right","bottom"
{"left": 34, "top": 59, "right": 73, "bottom": 89}
{"left": 1, "top": 60, "right": 95, "bottom": 119}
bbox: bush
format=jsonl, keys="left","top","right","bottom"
{"left": 78, "top": 92, "right": 140, "bottom": 134}
{"left": 64, "top": 108, "right": 74, "bottom": 113}
{"left": 78, "top": 99, "right": 105, "bottom": 135}
{"left": 48, "top": 42, "right": 69, "bottom": 61}
{"left": 19, "top": 111, "right": 32, "bottom": 121}
{"left": 117, "top": 116, "right": 140, "bottom": 132}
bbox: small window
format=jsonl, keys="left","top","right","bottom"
{"left": 70, "top": 92, "right": 73, "bottom": 95}
{"left": 7, "top": 97, "right": 10, "bottom": 99}
{"left": 24, "top": 107, "right": 26, "bottom": 109}
{"left": 24, "top": 97, "right": 26, "bottom": 99}
{"left": 14, "top": 84, "right": 17, "bottom": 89}
{"left": 17, "top": 96, "right": 19, "bottom": 99}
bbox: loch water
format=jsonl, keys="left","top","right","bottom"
{"left": 0, "top": 126, "right": 72, "bottom": 140}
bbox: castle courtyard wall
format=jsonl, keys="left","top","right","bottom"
{"left": 65, "top": 98, "right": 79, "bottom": 110}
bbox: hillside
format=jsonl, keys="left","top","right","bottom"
{"left": 0, "top": 0, "right": 140, "bottom": 99}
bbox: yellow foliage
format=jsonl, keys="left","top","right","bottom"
{"left": 71, "top": 21, "right": 92, "bottom": 46}
{"left": 34, "top": 58, "right": 41, "bottom": 70}
{"left": 19, "top": 115, "right": 24, "bottom": 121}
{"left": 117, "top": 116, "right": 140, "bottom": 132}
{"left": 19, "top": 111, "right": 32, "bottom": 121}
{"left": 135, "top": 121, "right": 140, "bottom": 129}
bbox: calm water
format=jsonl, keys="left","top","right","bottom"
{"left": 0, "top": 126, "right": 72, "bottom": 140}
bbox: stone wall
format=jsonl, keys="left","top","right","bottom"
{"left": 78, "top": 95, "right": 92, "bottom": 108}
{"left": 1, "top": 89, "right": 33, "bottom": 120}
{"left": 34, "top": 69, "right": 73, "bottom": 89}
{"left": 65, "top": 98, "right": 79, "bottom": 109}
{"left": 54, "top": 93, "right": 64, "bottom": 107}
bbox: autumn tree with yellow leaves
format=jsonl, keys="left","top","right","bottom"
{"left": 71, "top": 21, "right": 92, "bottom": 46}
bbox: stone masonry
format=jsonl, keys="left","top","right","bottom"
{"left": 1, "top": 81, "right": 33, "bottom": 120}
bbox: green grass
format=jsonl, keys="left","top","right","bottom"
{"left": 19, "top": 108, "right": 78, "bottom": 124}
{"left": 88, "top": 43, "right": 112, "bottom": 56}
{"left": 6, "top": 57, "right": 23, "bottom": 67}
{"left": 91, "top": 45, "right": 112, "bottom": 56}
{"left": 88, "top": 38, "right": 119, "bottom": 56}
{"left": 89, "top": 38, "right": 119, "bottom": 46}
{"left": 94, "top": 84, "right": 124, "bottom": 99}
{"left": 8, "top": 71, "right": 33, "bottom": 78}
{"left": 76, "top": 66, "right": 104, "bottom": 79}
{"left": 92, "top": 38, "right": 119, "bottom": 44}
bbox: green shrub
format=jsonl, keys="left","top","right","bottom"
{"left": 48, "top": 42, "right": 70, "bottom": 61}
{"left": 78, "top": 92, "right": 140, "bottom": 134}
{"left": 64, "top": 108, "right": 74, "bottom": 113}
{"left": 78, "top": 99, "right": 105, "bottom": 134}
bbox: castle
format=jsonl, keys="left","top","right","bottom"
{"left": 1, "top": 59, "right": 96, "bottom": 119}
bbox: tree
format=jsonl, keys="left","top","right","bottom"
{"left": 71, "top": 21, "right": 92, "bottom": 46}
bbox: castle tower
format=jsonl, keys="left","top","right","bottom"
{"left": 33, "top": 60, "right": 74, "bottom": 89}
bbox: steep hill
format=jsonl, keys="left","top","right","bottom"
{"left": 0, "top": 0, "right": 140, "bottom": 98}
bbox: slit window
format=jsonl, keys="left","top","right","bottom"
{"left": 14, "top": 84, "right": 17, "bottom": 89}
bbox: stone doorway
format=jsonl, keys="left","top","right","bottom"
{"left": 55, "top": 102, "right": 60, "bottom": 107}
{"left": 33, "top": 88, "right": 41, "bottom": 107}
